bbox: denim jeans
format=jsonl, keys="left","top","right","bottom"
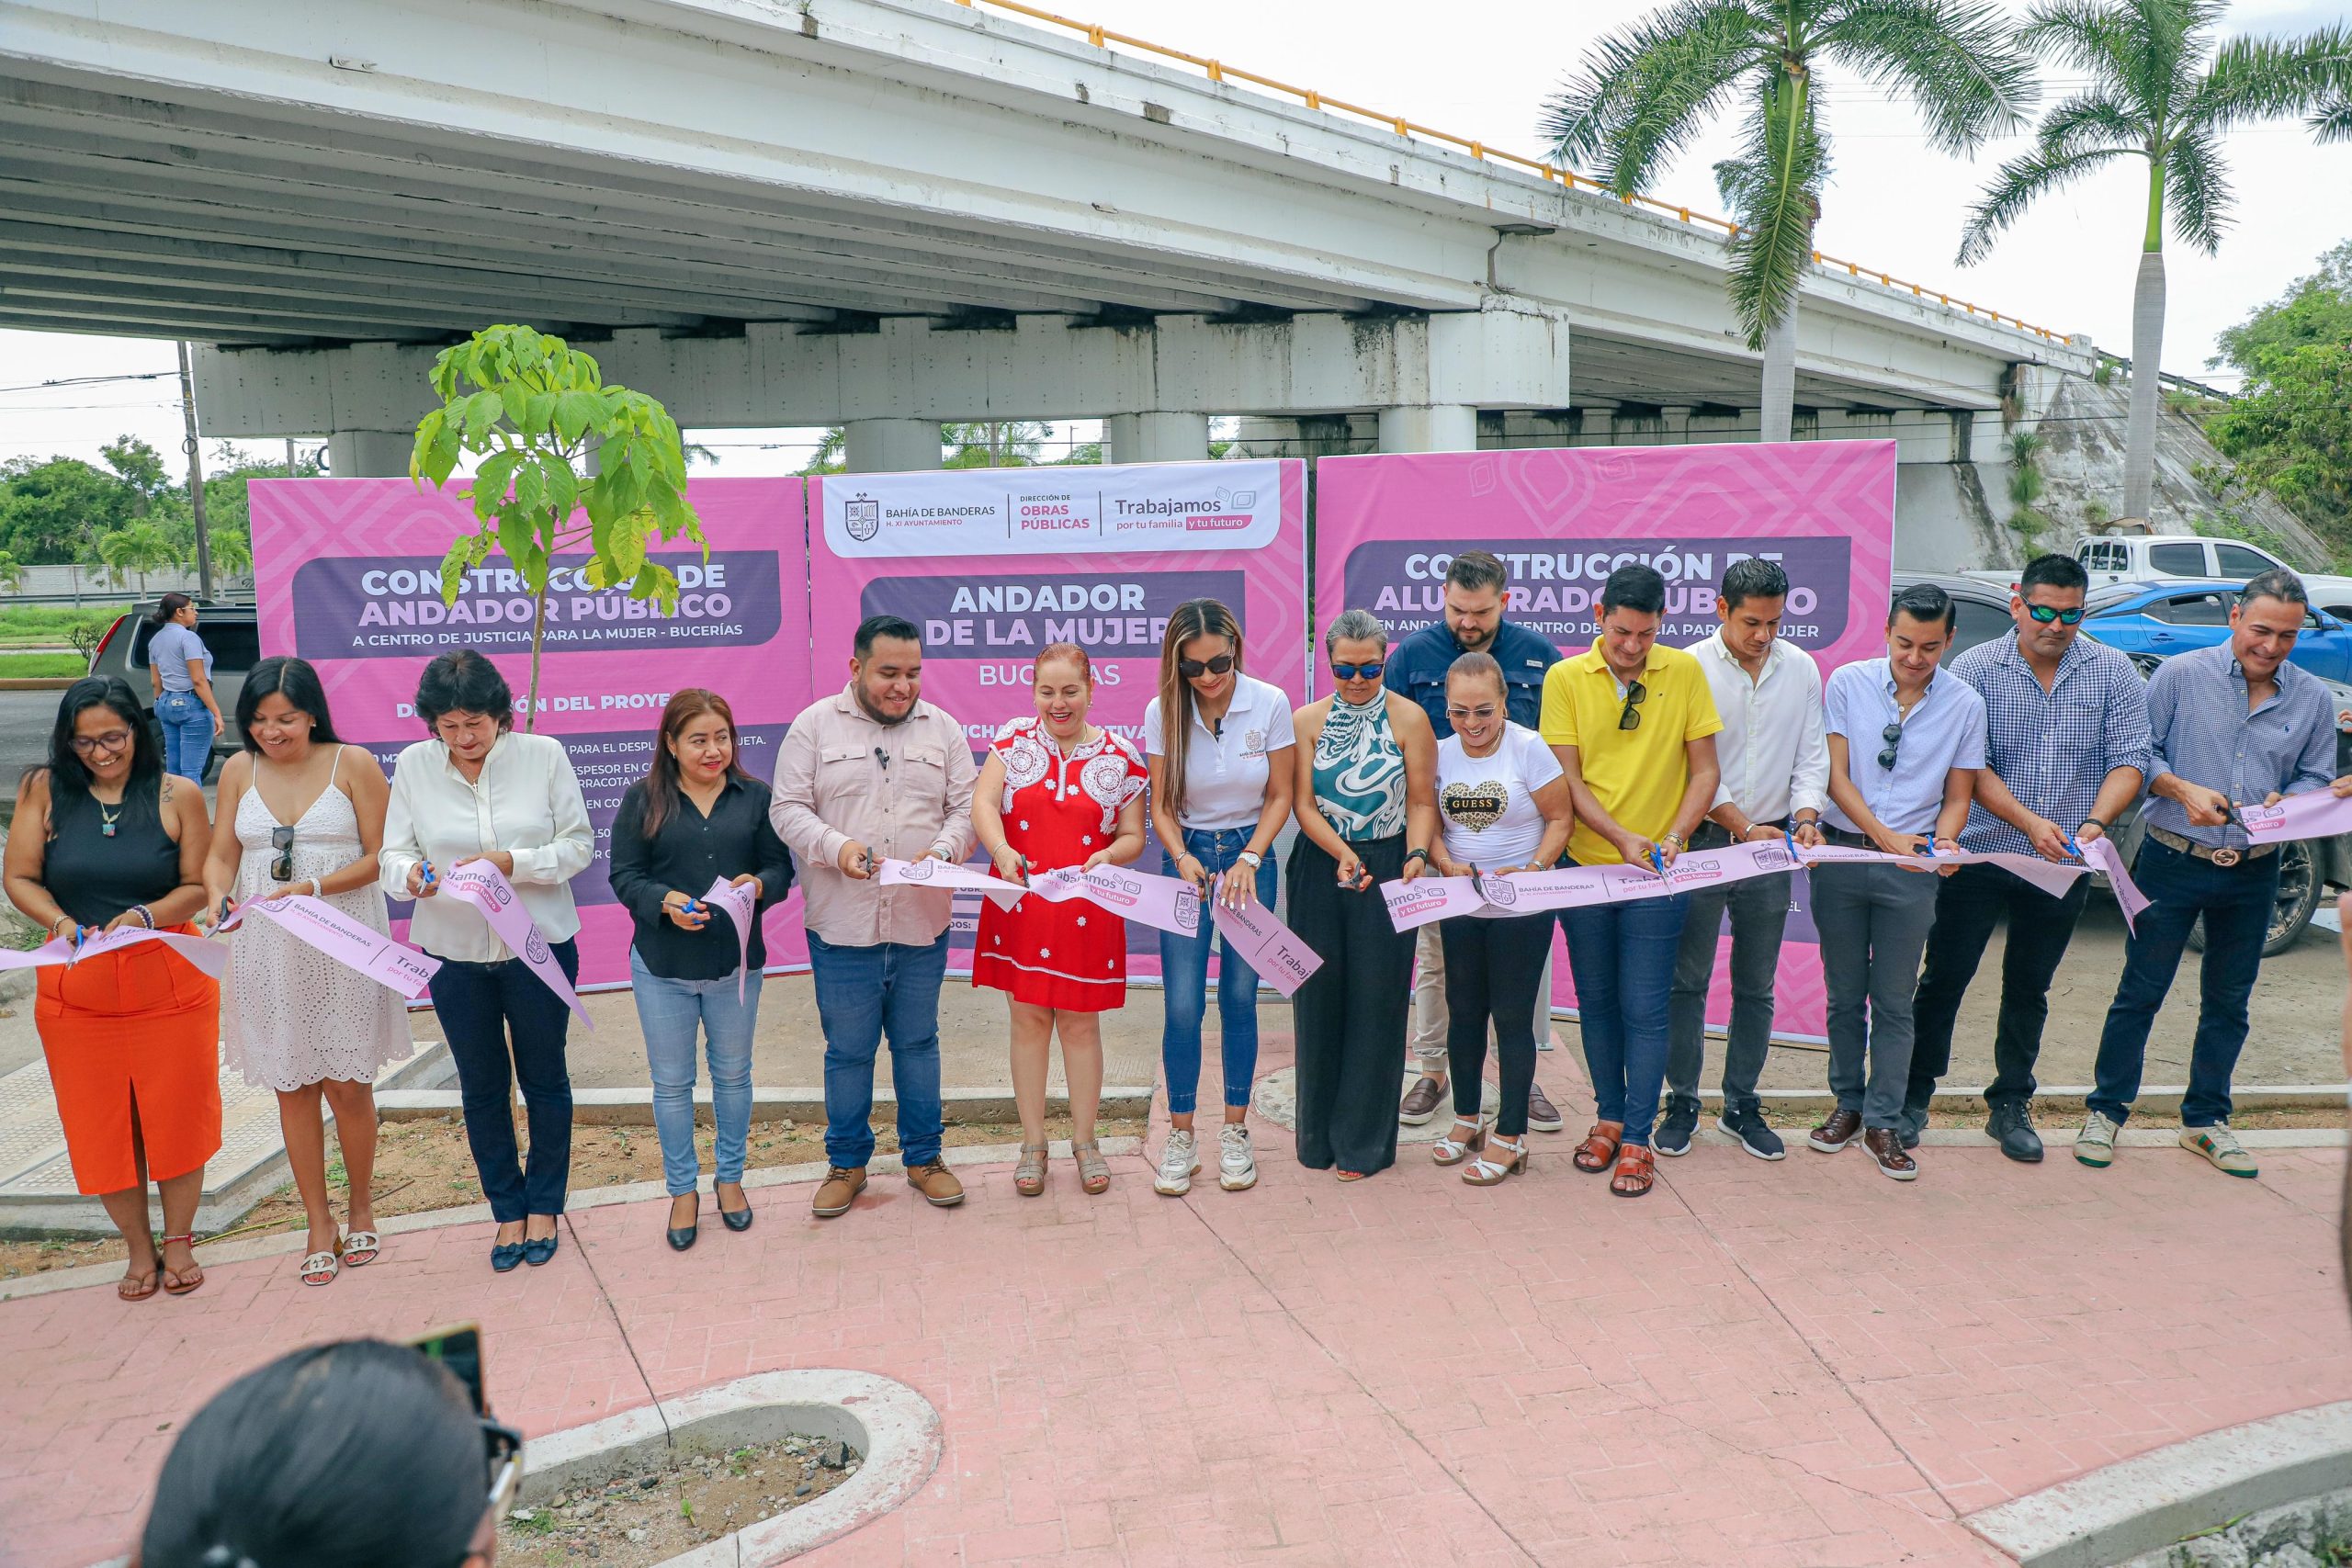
{"left": 629, "top": 949, "right": 761, "bottom": 1196}
{"left": 1561, "top": 891, "right": 1690, "bottom": 1147}
{"left": 153, "top": 690, "right": 212, "bottom": 781}
{"left": 1159, "top": 826, "right": 1279, "bottom": 1115}
{"left": 426, "top": 938, "right": 579, "bottom": 1224}
{"left": 2090, "top": 840, "right": 2278, "bottom": 1128}
{"left": 1811, "top": 863, "right": 1941, "bottom": 1130}
{"left": 1665, "top": 863, "right": 1792, "bottom": 1121}
{"left": 807, "top": 930, "right": 947, "bottom": 1169}
{"left": 1907, "top": 860, "right": 2092, "bottom": 1118}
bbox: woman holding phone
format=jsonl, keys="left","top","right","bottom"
{"left": 204, "top": 657, "right": 407, "bottom": 1288}
{"left": 969, "top": 644, "right": 1148, "bottom": 1197}
{"left": 1142, "top": 598, "right": 1295, "bottom": 1199}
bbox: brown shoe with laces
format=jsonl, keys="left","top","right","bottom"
{"left": 812, "top": 1166, "right": 866, "bottom": 1218}
{"left": 906, "top": 1160, "right": 966, "bottom": 1207}
{"left": 1862, "top": 1128, "right": 1917, "bottom": 1181}
{"left": 1808, "top": 1108, "right": 1862, "bottom": 1153}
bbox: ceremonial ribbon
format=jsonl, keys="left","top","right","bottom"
{"left": 2085, "top": 784, "right": 2352, "bottom": 933}
{"left": 218, "top": 893, "right": 441, "bottom": 999}
{"left": 694, "top": 876, "right": 761, "bottom": 1001}
{"left": 0, "top": 924, "right": 228, "bottom": 979}
{"left": 435, "top": 861, "right": 592, "bottom": 1027}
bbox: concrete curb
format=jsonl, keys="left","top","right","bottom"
{"left": 1966, "top": 1401, "right": 2352, "bottom": 1568}
{"left": 0, "top": 677, "right": 79, "bottom": 691}
{"left": 376, "top": 1084, "right": 1159, "bottom": 1126}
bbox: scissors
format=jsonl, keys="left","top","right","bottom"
{"left": 2063, "top": 832, "right": 2085, "bottom": 862}
{"left": 1014, "top": 852, "right": 1032, "bottom": 887}
{"left": 418, "top": 858, "right": 438, "bottom": 889}
{"left": 1647, "top": 842, "right": 1668, "bottom": 877}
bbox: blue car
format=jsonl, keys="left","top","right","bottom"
{"left": 2082, "top": 579, "right": 2352, "bottom": 682}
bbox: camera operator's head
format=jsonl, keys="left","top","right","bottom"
{"left": 136, "top": 1338, "right": 516, "bottom": 1568}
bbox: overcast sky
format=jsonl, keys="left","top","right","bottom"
{"left": 4, "top": 0, "right": 2346, "bottom": 479}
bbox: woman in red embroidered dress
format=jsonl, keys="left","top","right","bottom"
{"left": 971, "top": 644, "right": 1148, "bottom": 1198}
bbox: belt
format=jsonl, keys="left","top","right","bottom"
{"left": 1821, "top": 825, "right": 1877, "bottom": 850}
{"left": 1690, "top": 818, "right": 1788, "bottom": 851}
{"left": 2146, "top": 825, "right": 2277, "bottom": 867}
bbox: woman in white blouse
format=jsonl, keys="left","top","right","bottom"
{"left": 379, "top": 650, "right": 593, "bottom": 1274}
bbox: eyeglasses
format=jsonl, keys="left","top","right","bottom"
{"left": 1618, "top": 680, "right": 1646, "bottom": 731}
{"left": 1876, "top": 721, "right": 1905, "bottom": 771}
{"left": 1177, "top": 653, "right": 1235, "bottom": 679}
{"left": 2024, "top": 604, "right": 2086, "bottom": 626}
{"left": 270, "top": 825, "right": 296, "bottom": 883}
{"left": 1444, "top": 704, "right": 1499, "bottom": 724}
{"left": 1329, "top": 660, "right": 1385, "bottom": 681}
{"left": 68, "top": 729, "right": 133, "bottom": 756}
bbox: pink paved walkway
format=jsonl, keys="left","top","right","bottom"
{"left": 5, "top": 1047, "right": 2348, "bottom": 1567}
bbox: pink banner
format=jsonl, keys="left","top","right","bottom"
{"left": 809, "top": 460, "right": 1309, "bottom": 979}
{"left": 1207, "top": 898, "right": 1324, "bottom": 998}
{"left": 1317, "top": 442, "right": 1899, "bottom": 1043}
{"left": 250, "top": 477, "right": 816, "bottom": 989}
{"left": 218, "top": 893, "right": 441, "bottom": 999}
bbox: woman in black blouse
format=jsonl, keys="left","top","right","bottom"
{"left": 608, "top": 689, "right": 792, "bottom": 1250}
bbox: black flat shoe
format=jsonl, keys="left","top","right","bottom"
{"left": 490, "top": 1241, "right": 526, "bottom": 1273}
{"left": 522, "top": 1231, "right": 560, "bottom": 1267}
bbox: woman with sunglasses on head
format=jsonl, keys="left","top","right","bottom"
{"left": 970, "top": 644, "right": 1148, "bottom": 1197}
{"left": 1286, "top": 610, "right": 1438, "bottom": 1180}
{"left": 1425, "top": 653, "right": 1576, "bottom": 1186}
{"left": 2, "top": 676, "right": 218, "bottom": 1299}
{"left": 201, "top": 657, "right": 407, "bottom": 1288}
{"left": 1143, "top": 598, "right": 1295, "bottom": 1197}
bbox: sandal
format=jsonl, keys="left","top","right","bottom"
{"left": 159, "top": 1233, "right": 205, "bottom": 1296}
{"left": 341, "top": 1230, "right": 380, "bottom": 1269}
{"left": 1463, "top": 1134, "right": 1527, "bottom": 1187}
{"left": 1611, "top": 1145, "right": 1657, "bottom": 1198}
{"left": 300, "top": 1240, "right": 342, "bottom": 1288}
{"left": 1431, "top": 1116, "right": 1487, "bottom": 1167}
{"left": 117, "top": 1262, "right": 160, "bottom": 1303}
{"left": 1013, "top": 1143, "right": 1048, "bottom": 1198}
{"left": 1071, "top": 1140, "right": 1111, "bottom": 1196}
{"left": 1336, "top": 1169, "right": 1368, "bottom": 1182}
{"left": 1573, "top": 1121, "right": 1625, "bottom": 1174}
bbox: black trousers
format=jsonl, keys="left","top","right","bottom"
{"left": 1287, "top": 833, "right": 1413, "bottom": 1174}
{"left": 1439, "top": 911, "right": 1554, "bottom": 1138}
{"left": 1906, "top": 861, "right": 2092, "bottom": 1117}
{"left": 427, "top": 939, "right": 581, "bottom": 1224}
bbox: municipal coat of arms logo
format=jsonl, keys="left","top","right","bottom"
{"left": 845, "top": 497, "right": 881, "bottom": 542}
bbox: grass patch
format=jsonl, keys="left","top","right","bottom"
{"left": 0, "top": 605, "right": 128, "bottom": 644}
{"left": 0, "top": 652, "right": 89, "bottom": 678}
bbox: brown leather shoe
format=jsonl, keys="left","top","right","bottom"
{"left": 1808, "top": 1109, "right": 1862, "bottom": 1153}
{"left": 1862, "top": 1128, "right": 1918, "bottom": 1181}
{"left": 1526, "top": 1081, "right": 1565, "bottom": 1134}
{"left": 1399, "top": 1075, "right": 1446, "bottom": 1126}
{"left": 812, "top": 1166, "right": 866, "bottom": 1218}
{"left": 906, "top": 1160, "right": 966, "bottom": 1207}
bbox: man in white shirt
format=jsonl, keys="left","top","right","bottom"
{"left": 1660, "top": 559, "right": 1828, "bottom": 1160}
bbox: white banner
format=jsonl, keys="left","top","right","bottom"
{"left": 820, "top": 459, "right": 1284, "bottom": 558}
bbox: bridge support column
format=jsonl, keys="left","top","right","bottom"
{"left": 1102, "top": 412, "right": 1209, "bottom": 466}
{"left": 326, "top": 430, "right": 413, "bottom": 478}
{"left": 845, "top": 419, "right": 942, "bottom": 473}
{"left": 1376, "top": 405, "right": 1476, "bottom": 453}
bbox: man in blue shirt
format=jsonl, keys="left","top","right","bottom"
{"left": 1385, "top": 550, "right": 1564, "bottom": 1134}
{"left": 2083, "top": 570, "right": 2340, "bottom": 1179}
{"left": 1905, "top": 555, "right": 2154, "bottom": 1163}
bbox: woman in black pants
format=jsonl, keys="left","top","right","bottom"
{"left": 1426, "top": 652, "right": 1575, "bottom": 1185}
{"left": 1287, "top": 610, "right": 1439, "bottom": 1179}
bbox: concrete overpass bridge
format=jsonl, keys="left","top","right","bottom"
{"left": 2, "top": 0, "right": 2091, "bottom": 559}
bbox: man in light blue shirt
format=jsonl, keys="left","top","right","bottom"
{"left": 2083, "top": 570, "right": 2342, "bottom": 1179}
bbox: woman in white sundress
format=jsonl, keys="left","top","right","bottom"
{"left": 203, "top": 657, "right": 411, "bottom": 1289}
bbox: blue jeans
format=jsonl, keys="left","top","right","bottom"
{"left": 807, "top": 930, "right": 947, "bottom": 1169}
{"left": 1159, "top": 826, "right": 1279, "bottom": 1115}
{"left": 426, "top": 938, "right": 579, "bottom": 1224}
{"left": 1560, "top": 892, "right": 1690, "bottom": 1147}
{"left": 2090, "top": 840, "right": 2279, "bottom": 1127}
{"left": 629, "top": 950, "right": 761, "bottom": 1196}
{"left": 153, "top": 690, "right": 212, "bottom": 781}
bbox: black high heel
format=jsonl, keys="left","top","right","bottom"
{"left": 666, "top": 1194, "right": 699, "bottom": 1252}
{"left": 717, "top": 1184, "right": 754, "bottom": 1233}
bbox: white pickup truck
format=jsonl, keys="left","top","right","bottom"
{"left": 2075, "top": 535, "right": 2352, "bottom": 618}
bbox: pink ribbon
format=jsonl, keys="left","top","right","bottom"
{"left": 2086, "top": 784, "right": 2352, "bottom": 933}
{"left": 435, "top": 862, "right": 592, "bottom": 1028}
{"left": 1207, "top": 897, "right": 1325, "bottom": 998}
{"left": 695, "top": 875, "right": 760, "bottom": 1001}
{"left": 2079, "top": 836, "right": 2149, "bottom": 930}
{"left": 219, "top": 894, "right": 440, "bottom": 999}
{"left": 876, "top": 856, "right": 1026, "bottom": 908}
{"left": 0, "top": 925, "right": 228, "bottom": 979}
{"left": 1020, "top": 863, "right": 1204, "bottom": 937}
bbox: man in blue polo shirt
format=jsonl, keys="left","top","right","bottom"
{"left": 1385, "top": 549, "right": 1564, "bottom": 1134}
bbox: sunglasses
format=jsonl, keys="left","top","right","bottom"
{"left": 270, "top": 824, "right": 296, "bottom": 883}
{"left": 1618, "top": 680, "right": 1646, "bottom": 731}
{"left": 1876, "top": 720, "right": 1904, "bottom": 771}
{"left": 1444, "top": 703, "right": 1499, "bottom": 724}
{"left": 1330, "top": 660, "right": 1385, "bottom": 681}
{"left": 1178, "top": 653, "right": 1235, "bottom": 679}
{"left": 2024, "top": 604, "right": 2086, "bottom": 626}
{"left": 68, "top": 728, "right": 134, "bottom": 756}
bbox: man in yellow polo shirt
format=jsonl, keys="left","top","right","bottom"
{"left": 1540, "top": 563, "right": 1723, "bottom": 1199}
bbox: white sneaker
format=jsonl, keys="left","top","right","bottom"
{"left": 1153, "top": 1129, "right": 1199, "bottom": 1196}
{"left": 2181, "top": 1122, "right": 2257, "bottom": 1179}
{"left": 2075, "top": 1110, "right": 2120, "bottom": 1168}
{"left": 1218, "top": 1124, "right": 1258, "bottom": 1191}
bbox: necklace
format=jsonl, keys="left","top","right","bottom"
{"left": 97, "top": 798, "right": 122, "bottom": 838}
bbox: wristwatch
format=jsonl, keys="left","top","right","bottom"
{"left": 1660, "top": 832, "right": 1686, "bottom": 850}
{"left": 1237, "top": 850, "right": 1263, "bottom": 870}
{"left": 1404, "top": 847, "right": 1430, "bottom": 864}
{"left": 2077, "top": 817, "right": 2109, "bottom": 836}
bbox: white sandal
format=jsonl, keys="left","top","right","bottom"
{"left": 1431, "top": 1116, "right": 1487, "bottom": 1167}
{"left": 341, "top": 1231, "right": 380, "bottom": 1269}
{"left": 1463, "top": 1134, "right": 1528, "bottom": 1187}
{"left": 299, "top": 1243, "right": 341, "bottom": 1288}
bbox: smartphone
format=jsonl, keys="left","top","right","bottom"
{"left": 411, "top": 1323, "right": 485, "bottom": 1415}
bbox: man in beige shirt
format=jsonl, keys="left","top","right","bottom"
{"left": 772, "top": 614, "right": 977, "bottom": 1219}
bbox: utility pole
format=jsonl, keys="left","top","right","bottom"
{"left": 177, "top": 341, "right": 214, "bottom": 602}
{"left": 285, "top": 437, "right": 297, "bottom": 476}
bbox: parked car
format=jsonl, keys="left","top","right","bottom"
{"left": 86, "top": 601, "right": 259, "bottom": 784}
{"left": 2075, "top": 534, "right": 2352, "bottom": 619}
{"left": 2080, "top": 579, "right": 2352, "bottom": 682}
{"left": 1894, "top": 572, "right": 2350, "bottom": 953}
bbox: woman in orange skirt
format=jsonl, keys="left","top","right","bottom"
{"left": 4, "top": 676, "right": 219, "bottom": 1299}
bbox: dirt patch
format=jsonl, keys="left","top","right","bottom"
{"left": 0, "top": 1110, "right": 1144, "bottom": 1280}
{"left": 502, "top": 1433, "right": 858, "bottom": 1566}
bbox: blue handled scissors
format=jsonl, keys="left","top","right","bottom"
{"left": 1647, "top": 843, "right": 1667, "bottom": 877}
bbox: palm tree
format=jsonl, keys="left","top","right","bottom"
{"left": 1542, "top": 0, "right": 2034, "bottom": 442}
{"left": 1959, "top": 0, "right": 2352, "bottom": 521}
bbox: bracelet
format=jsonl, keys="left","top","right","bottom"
{"left": 131, "top": 905, "right": 155, "bottom": 931}
{"left": 48, "top": 915, "right": 74, "bottom": 937}
{"left": 2078, "top": 818, "right": 2109, "bottom": 835}
{"left": 1404, "top": 846, "right": 1430, "bottom": 864}
{"left": 1661, "top": 832, "right": 1687, "bottom": 849}
{"left": 307, "top": 877, "right": 322, "bottom": 898}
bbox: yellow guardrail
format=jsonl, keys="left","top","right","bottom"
{"left": 948, "top": 0, "right": 2069, "bottom": 344}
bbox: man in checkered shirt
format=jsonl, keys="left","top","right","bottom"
{"left": 1903, "top": 554, "right": 2154, "bottom": 1163}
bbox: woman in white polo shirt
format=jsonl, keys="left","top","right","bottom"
{"left": 1143, "top": 598, "right": 1295, "bottom": 1199}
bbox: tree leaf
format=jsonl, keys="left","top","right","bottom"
{"left": 555, "top": 390, "right": 599, "bottom": 446}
